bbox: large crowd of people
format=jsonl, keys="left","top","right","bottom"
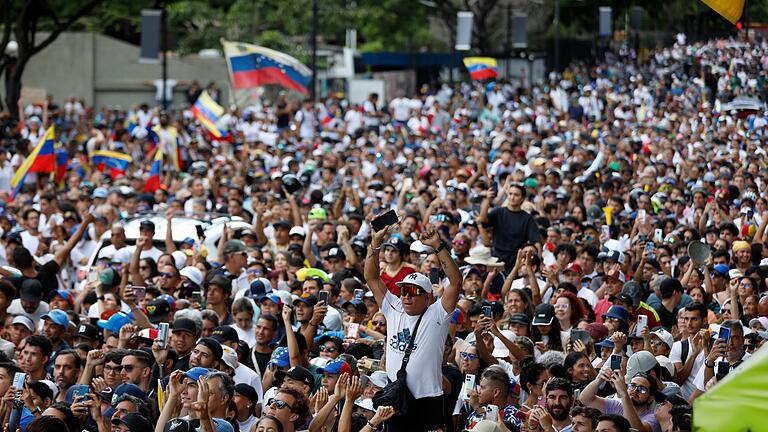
{"left": 0, "top": 34, "right": 765, "bottom": 432}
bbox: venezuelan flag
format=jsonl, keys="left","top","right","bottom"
{"left": 191, "top": 90, "right": 229, "bottom": 140}
{"left": 149, "top": 125, "right": 182, "bottom": 172}
{"left": 222, "top": 40, "right": 312, "bottom": 96}
{"left": 463, "top": 57, "right": 498, "bottom": 80}
{"left": 701, "top": 0, "right": 744, "bottom": 24}
{"left": 92, "top": 150, "right": 133, "bottom": 180}
{"left": 144, "top": 149, "right": 163, "bottom": 192}
{"left": 55, "top": 148, "right": 69, "bottom": 189}
{"left": 10, "top": 126, "right": 55, "bottom": 199}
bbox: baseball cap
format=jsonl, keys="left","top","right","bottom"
{"left": 492, "top": 330, "right": 517, "bottom": 358}
{"left": 180, "top": 266, "right": 203, "bottom": 286}
{"left": 294, "top": 293, "right": 319, "bottom": 307}
{"left": 145, "top": 298, "right": 172, "bottom": 324}
{"left": 604, "top": 269, "right": 626, "bottom": 283}
{"left": 595, "top": 339, "right": 615, "bottom": 349}
{"left": 598, "top": 249, "right": 625, "bottom": 264}
{"left": 11, "top": 315, "right": 35, "bottom": 332}
{"left": 308, "top": 208, "right": 328, "bottom": 220}
{"left": 111, "top": 413, "right": 151, "bottom": 431}
{"left": 508, "top": 313, "right": 531, "bottom": 326}
{"left": 275, "top": 366, "right": 315, "bottom": 388}
{"left": 317, "top": 335, "right": 345, "bottom": 354}
{"left": 289, "top": 226, "right": 306, "bottom": 238}
{"left": 394, "top": 272, "right": 433, "bottom": 293}
{"left": 259, "top": 293, "right": 283, "bottom": 306}
{"left": 625, "top": 351, "right": 659, "bottom": 383}
{"left": 318, "top": 359, "right": 352, "bottom": 375}
{"left": 656, "top": 355, "right": 675, "bottom": 378}
{"left": 97, "top": 311, "right": 133, "bottom": 333}
{"left": 563, "top": 262, "right": 583, "bottom": 274}
{"left": 382, "top": 237, "right": 407, "bottom": 255}
{"left": 74, "top": 323, "right": 101, "bottom": 341}
{"left": 620, "top": 281, "right": 643, "bottom": 308}
{"left": 651, "top": 329, "right": 674, "bottom": 350}
{"left": 184, "top": 367, "right": 211, "bottom": 382}
{"left": 92, "top": 187, "right": 109, "bottom": 199}
{"left": 369, "top": 371, "right": 389, "bottom": 388}
{"left": 211, "top": 326, "right": 239, "bottom": 345}
{"left": 41, "top": 309, "right": 69, "bottom": 328}
{"left": 171, "top": 318, "right": 199, "bottom": 336}
{"left": 221, "top": 345, "right": 238, "bottom": 370}
{"left": 270, "top": 347, "right": 291, "bottom": 368}
{"left": 248, "top": 279, "right": 272, "bottom": 299}
{"left": 196, "top": 338, "right": 224, "bottom": 360}
{"left": 99, "top": 268, "right": 120, "bottom": 289}
{"left": 532, "top": 304, "right": 555, "bottom": 326}
{"left": 602, "top": 305, "right": 631, "bottom": 323}
{"left": 659, "top": 278, "right": 683, "bottom": 299}
{"left": 139, "top": 220, "right": 155, "bottom": 233}
{"left": 20, "top": 279, "right": 43, "bottom": 302}
{"left": 272, "top": 220, "right": 291, "bottom": 230}
{"left": 205, "top": 274, "right": 233, "bottom": 294}
{"left": 111, "top": 383, "right": 147, "bottom": 404}
{"left": 47, "top": 289, "right": 74, "bottom": 308}
{"left": 223, "top": 240, "right": 247, "bottom": 255}
{"left": 342, "top": 299, "right": 366, "bottom": 314}
{"left": 326, "top": 247, "right": 346, "bottom": 260}
{"left": 713, "top": 264, "right": 730, "bottom": 277}
{"left": 234, "top": 383, "right": 259, "bottom": 405}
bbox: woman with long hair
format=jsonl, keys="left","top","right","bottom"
{"left": 503, "top": 288, "right": 535, "bottom": 321}
{"left": 563, "top": 351, "right": 596, "bottom": 392}
{"left": 555, "top": 291, "right": 587, "bottom": 332}
{"left": 531, "top": 304, "right": 564, "bottom": 355}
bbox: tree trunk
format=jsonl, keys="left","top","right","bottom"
{"left": 5, "top": 55, "right": 25, "bottom": 121}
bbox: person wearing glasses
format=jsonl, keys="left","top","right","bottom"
{"left": 579, "top": 364, "right": 661, "bottom": 432}
{"left": 364, "top": 221, "right": 462, "bottom": 431}
{"left": 263, "top": 387, "right": 310, "bottom": 432}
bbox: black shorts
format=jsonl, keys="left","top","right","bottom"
{"left": 384, "top": 395, "right": 445, "bottom": 432}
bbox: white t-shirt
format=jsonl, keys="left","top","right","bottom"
{"left": 669, "top": 337, "right": 705, "bottom": 400}
{"left": 693, "top": 352, "right": 750, "bottom": 392}
{"left": 577, "top": 286, "right": 599, "bottom": 309}
{"left": 234, "top": 363, "right": 264, "bottom": 404}
{"left": 20, "top": 231, "right": 40, "bottom": 256}
{"left": 381, "top": 291, "right": 449, "bottom": 399}
{"left": 152, "top": 79, "right": 177, "bottom": 102}
{"left": 230, "top": 323, "right": 257, "bottom": 349}
{"left": 8, "top": 300, "right": 49, "bottom": 328}
{"left": 389, "top": 98, "right": 412, "bottom": 121}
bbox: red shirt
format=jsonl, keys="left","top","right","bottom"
{"left": 594, "top": 297, "right": 613, "bottom": 324}
{"left": 380, "top": 266, "right": 416, "bottom": 295}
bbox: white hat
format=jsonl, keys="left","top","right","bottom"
{"left": 656, "top": 355, "right": 675, "bottom": 378}
{"left": 289, "top": 226, "right": 306, "bottom": 237}
{"left": 369, "top": 370, "right": 389, "bottom": 388}
{"left": 11, "top": 315, "right": 34, "bottom": 332}
{"left": 395, "top": 272, "right": 433, "bottom": 293}
{"left": 172, "top": 250, "right": 188, "bottom": 270}
{"left": 650, "top": 328, "right": 674, "bottom": 350}
{"left": 221, "top": 345, "right": 238, "bottom": 370}
{"left": 180, "top": 266, "right": 203, "bottom": 286}
{"left": 354, "top": 398, "right": 375, "bottom": 412}
{"left": 39, "top": 379, "right": 59, "bottom": 399}
{"left": 492, "top": 330, "right": 517, "bottom": 358}
{"left": 465, "top": 245, "right": 503, "bottom": 267}
{"left": 409, "top": 240, "right": 431, "bottom": 254}
{"left": 472, "top": 420, "right": 503, "bottom": 432}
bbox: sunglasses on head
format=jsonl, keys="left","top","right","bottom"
{"left": 399, "top": 285, "right": 426, "bottom": 297}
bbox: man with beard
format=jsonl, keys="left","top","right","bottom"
{"left": 579, "top": 366, "right": 660, "bottom": 432}
{"left": 527, "top": 378, "right": 574, "bottom": 432}
{"left": 465, "top": 365, "right": 521, "bottom": 430}
{"left": 52, "top": 349, "right": 81, "bottom": 402}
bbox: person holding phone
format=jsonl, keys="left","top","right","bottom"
{"left": 364, "top": 221, "right": 462, "bottom": 431}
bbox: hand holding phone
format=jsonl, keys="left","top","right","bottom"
{"left": 371, "top": 209, "right": 398, "bottom": 232}
{"left": 318, "top": 291, "right": 329, "bottom": 305}
{"left": 610, "top": 354, "right": 622, "bottom": 370}
{"left": 636, "top": 315, "right": 648, "bottom": 335}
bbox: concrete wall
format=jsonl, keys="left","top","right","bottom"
{"left": 15, "top": 32, "right": 231, "bottom": 109}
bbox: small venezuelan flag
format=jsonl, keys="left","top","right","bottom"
{"left": 191, "top": 90, "right": 230, "bottom": 141}
{"left": 10, "top": 126, "right": 56, "bottom": 200}
{"left": 91, "top": 150, "right": 133, "bottom": 180}
{"left": 463, "top": 57, "right": 498, "bottom": 80}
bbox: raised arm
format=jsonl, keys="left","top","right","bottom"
{"left": 364, "top": 215, "right": 394, "bottom": 306}
{"left": 420, "top": 227, "right": 461, "bottom": 313}
{"left": 281, "top": 305, "right": 302, "bottom": 367}
{"left": 476, "top": 187, "right": 496, "bottom": 225}
{"left": 578, "top": 364, "right": 610, "bottom": 412}
{"left": 164, "top": 212, "right": 177, "bottom": 253}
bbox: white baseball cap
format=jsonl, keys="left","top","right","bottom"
{"left": 180, "top": 266, "right": 203, "bottom": 286}
{"left": 221, "top": 346, "right": 238, "bottom": 370}
{"left": 395, "top": 272, "right": 433, "bottom": 293}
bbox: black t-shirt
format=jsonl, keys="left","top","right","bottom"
{"left": 253, "top": 349, "right": 273, "bottom": 377}
{"left": 484, "top": 207, "right": 540, "bottom": 268}
{"left": 655, "top": 303, "right": 679, "bottom": 330}
{"left": 12, "top": 260, "right": 60, "bottom": 297}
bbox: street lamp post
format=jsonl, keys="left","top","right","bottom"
{"left": 554, "top": 0, "right": 560, "bottom": 72}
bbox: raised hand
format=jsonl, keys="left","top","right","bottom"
{"left": 419, "top": 227, "right": 442, "bottom": 249}
{"left": 334, "top": 373, "right": 350, "bottom": 400}
{"left": 345, "top": 375, "right": 363, "bottom": 402}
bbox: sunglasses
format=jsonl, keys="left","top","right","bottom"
{"left": 319, "top": 346, "right": 337, "bottom": 353}
{"left": 452, "top": 240, "right": 466, "bottom": 246}
{"left": 460, "top": 352, "right": 478, "bottom": 361}
{"left": 267, "top": 398, "right": 293, "bottom": 411}
{"left": 628, "top": 383, "right": 649, "bottom": 394}
{"left": 158, "top": 272, "right": 175, "bottom": 278}
{"left": 372, "top": 320, "right": 386, "bottom": 326}
{"left": 139, "top": 266, "right": 149, "bottom": 271}
{"left": 121, "top": 365, "right": 136, "bottom": 372}
{"left": 399, "top": 285, "right": 426, "bottom": 297}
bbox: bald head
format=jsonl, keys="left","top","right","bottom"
{"left": 758, "top": 296, "right": 768, "bottom": 317}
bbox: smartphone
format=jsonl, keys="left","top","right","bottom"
{"left": 195, "top": 224, "right": 205, "bottom": 239}
{"left": 491, "top": 181, "right": 499, "bottom": 193}
{"left": 429, "top": 268, "right": 441, "bottom": 285}
{"left": 654, "top": 228, "right": 664, "bottom": 243}
{"left": 354, "top": 289, "right": 364, "bottom": 301}
{"left": 645, "top": 241, "right": 655, "bottom": 259}
{"left": 602, "top": 225, "right": 611, "bottom": 238}
{"left": 371, "top": 209, "right": 398, "bottom": 232}
{"left": 610, "top": 354, "right": 622, "bottom": 370}
{"left": 131, "top": 286, "right": 146, "bottom": 300}
{"left": 485, "top": 404, "right": 499, "bottom": 421}
{"left": 571, "top": 329, "right": 590, "bottom": 346}
{"left": 346, "top": 323, "right": 360, "bottom": 339}
{"left": 636, "top": 315, "right": 648, "bottom": 335}
{"left": 482, "top": 305, "right": 493, "bottom": 318}
{"left": 158, "top": 322, "right": 170, "bottom": 350}
{"left": 318, "top": 291, "right": 329, "bottom": 304}
{"left": 462, "top": 374, "right": 475, "bottom": 400}
{"left": 369, "top": 359, "right": 381, "bottom": 371}
{"left": 12, "top": 372, "right": 25, "bottom": 390}
{"left": 637, "top": 209, "right": 647, "bottom": 225}
{"left": 191, "top": 290, "right": 202, "bottom": 304}
{"left": 719, "top": 327, "right": 731, "bottom": 345}
{"left": 73, "top": 384, "right": 90, "bottom": 401}
{"left": 716, "top": 361, "right": 730, "bottom": 380}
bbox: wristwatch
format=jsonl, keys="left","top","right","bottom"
{"left": 434, "top": 241, "right": 449, "bottom": 254}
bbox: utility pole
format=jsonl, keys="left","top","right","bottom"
{"left": 161, "top": 8, "right": 168, "bottom": 110}
{"left": 554, "top": 0, "right": 560, "bottom": 72}
{"left": 311, "top": 0, "right": 318, "bottom": 101}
